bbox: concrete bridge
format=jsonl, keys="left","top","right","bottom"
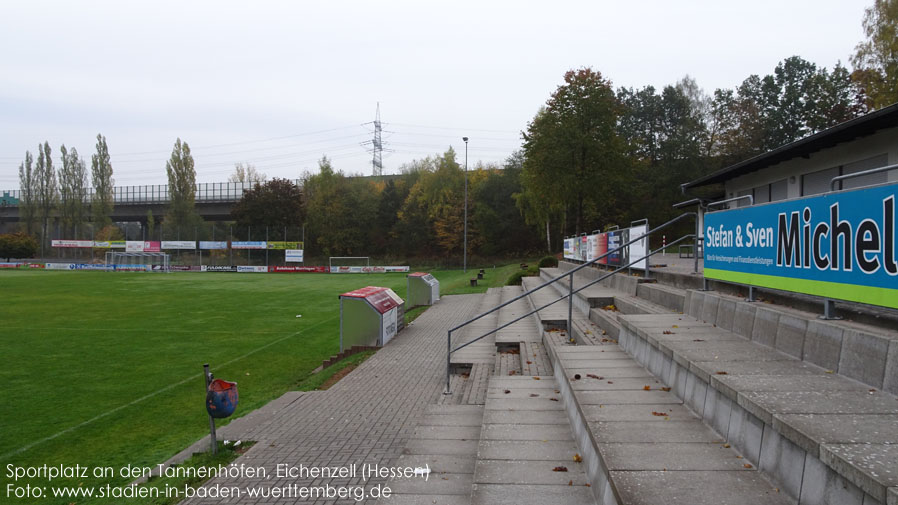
{"left": 0, "top": 181, "right": 298, "bottom": 232}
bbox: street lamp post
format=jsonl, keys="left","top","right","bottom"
{"left": 462, "top": 137, "right": 468, "bottom": 274}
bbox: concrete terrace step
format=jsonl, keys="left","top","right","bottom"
{"left": 520, "top": 341, "right": 553, "bottom": 376}
{"left": 554, "top": 262, "right": 644, "bottom": 296}
{"left": 474, "top": 375, "right": 595, "bottom": 505}
{"left": 683, "top": 289, "right": 898, "bottom": 394}
{"left": 540, "top": 267, "right": 618, "bottom": 310}
{"left": 380, "top": 404, "right": 484, "bottom": 505}
{"left": 496, "top": 285, "right": 542, "bottom": 344}
{"left": 570, "top": 317, "right": 613, "bottom": 346}
{"left": 635, "top": 281, "right": 687, "bottom": 313}
{"left": 521, "top": 276, "right": 571, "bottom": 326}
{"left": 612, "top": 294, "right": 675, "bottom": 316}
{"left": 544, "top": 332, "right": 794, "bottom": 505}
{"left": 537, "top": 267, "right": 676, "bottom": 345}
{"left": 451, "top": 288, "right": 502, "bottom": 365}
{"left": 618, "top": 312, "right": 898, "bottom": 505}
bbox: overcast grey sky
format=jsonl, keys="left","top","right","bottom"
{"left": 0, "top": 0, "right": 869, "bottom": 188}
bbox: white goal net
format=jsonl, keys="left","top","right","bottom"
{"left": 105, "top": 252, "right": 171, "bottom": 272}
{"left": 329, "top": 256, "right": 370, "bottom": 269}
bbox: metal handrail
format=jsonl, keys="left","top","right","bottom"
{"left": 829, "top": 162, "right": 898, "bottom": 191}
{"left": 706, "top": 194, "right": 753, "bottom": 210}
{"left": 445, "top": 211, "right": 696, "bottom": 393}
{"left": 450, "top": 234, "right": 694, "bottom": 356}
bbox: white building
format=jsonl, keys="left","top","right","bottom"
{"left": 683, "top": 103, "right": 898, "bottom": 206}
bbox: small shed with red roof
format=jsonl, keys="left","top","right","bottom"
{"left": 339, "top": 286, "right": 405, "bottom": 351}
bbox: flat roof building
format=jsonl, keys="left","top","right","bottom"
{"left": 683, "top": 102, "right": 898, "bottom": 206}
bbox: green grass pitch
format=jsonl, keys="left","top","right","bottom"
{"left": 0, "top": 264, "right": 521, "bottom": 503}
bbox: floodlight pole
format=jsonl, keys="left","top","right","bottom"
{"left": 463, "top": 137, "right": 468, "bottom": 274}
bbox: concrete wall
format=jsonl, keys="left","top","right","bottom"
{"left": 684, "top": 289, "right": 898, "bottom": 395}
{"left": 618, "top": 322, "right": 891, "bottom": 505}
{"left": 724, "top": 127, "right": 898, "bottom": 203}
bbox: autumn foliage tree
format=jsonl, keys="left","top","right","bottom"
{"left": 852, "top": 0, "right": 898, "bottom": 109}
{"left": 521, "top": 68, "right": 628, "bottom": 240}
{"left": 231, "top": 178, "right": 304, "bottom": 229}
{"left": 0, "top": 232, "right": 39, "bottom": 260}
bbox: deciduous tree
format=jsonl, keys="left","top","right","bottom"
{"left": 228, "top": 162, "right": 267, "bottom": 184}
{"left": 59, "top": 145, "right": 88, "bottom": 237}
{"left": 852, "top": 0, "right": 898, "bottom": 109}
{"left": 231, "top": 178, "right": 304, "bottom": 229}
{"left": 521, "top": 68, "right": 627, "bottom": 235}
{"left": 0, "top": 232, "right": 39, "bottom": 260}
{"left": 34, "top": 142, "right": 58, "bottom": 246}
{"left": 91, "top": 134, "right": 114, "bottom": 229}
{"left": 164, "top": 138, "right": 201, "bottom": 234}
{"left": 17, "top": 151, "right": 36, "bottom": 235}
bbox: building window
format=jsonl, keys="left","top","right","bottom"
{"left": 753, "top": 184, "right": 770, "bottom": 204}
{"left": 842, "top": 154, "right": 889, "bottom": 190}
{"left": 801, "top": 154, "right": 889, "bottom": 195}
{"left": 770, "top": 178, "right": 788, "bottom": 201}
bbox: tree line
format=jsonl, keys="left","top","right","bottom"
{"left": 8, "top": 0, "right": 897, "bottom": 261}
{"left": 231, "top": 152, "right": 540, "bottom": 261}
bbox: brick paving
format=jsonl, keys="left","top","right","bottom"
{"left": 180, "top": 293, "right": 484, "bottom": 505}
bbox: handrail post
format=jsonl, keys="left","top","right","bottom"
{"left": 444, "top": 330, "right": 452, "bottom": 395}
{"left": 694, "top": 207, "right": 700, "bottom": 274}
{"left": 567, "top": 272, "right": 574, "bottom": 342}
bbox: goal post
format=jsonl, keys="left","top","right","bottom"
{"left": 329, "top": 256, "right": 370, "bottom": 269}
{"left": 105, "top": 252, "right": 171, "bottom": 272}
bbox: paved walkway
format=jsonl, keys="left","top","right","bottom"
{"left": 181, "top": 293, "right": 484, "bottom": 505}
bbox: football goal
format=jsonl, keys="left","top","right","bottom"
{"left": 329, "top": 256, "right": 370, "bottom": 269}
{"left": 105, "top": 252, "right": 171, "bottom": 272}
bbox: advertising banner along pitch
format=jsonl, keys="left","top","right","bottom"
{"left": 51, "top": 240, "right": 93, "bottom": 248}
{"left": 703, "top": 182, "right": 898, "bottom": 309}
{"left": 231, "top": 241, "right": 267, "bottom": 250}
{"left": 161, "top": 241, "right": 195, "bottom": 250}
{"left": 563, "top": 224, "right": 646, "bottom": 269}
{"left": 267, "top": 241, "right": 303, "bottom": 250}
{"left": 199, "top": 241, "right": 228, "bottom": 250}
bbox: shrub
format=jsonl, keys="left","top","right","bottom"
{"left": 505, "top": 265, "right": 540, "bottom": 286}
{"left": 0, "top": 232, "right": 39, "bottom": 260}
{"left": 538, "top": 255, "right": 558, "bottom": 268}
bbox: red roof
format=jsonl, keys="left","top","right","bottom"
{"left": 408, "top": 272, "right": 429, "bottom": 277}
{"left": 340, "top": 286, "right": 402, "bottom": 314}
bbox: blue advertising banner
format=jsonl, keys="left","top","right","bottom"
{"left": 199, "top": 241, "right": 228, "bottom": 250}
{"left": 703, "top": 182, "right": 898, "bottom": 309}
{"left": 231, "top": 241, "right": 267, "bottom": 250}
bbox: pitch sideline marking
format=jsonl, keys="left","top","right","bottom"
{"left": 0, "top": 316, "right": 337, "bottom": 461}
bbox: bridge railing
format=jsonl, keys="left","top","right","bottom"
{"left": 0, "top": 180, "right": 302, "bottom": 206}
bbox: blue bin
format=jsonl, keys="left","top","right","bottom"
{"left": 206, "top": 379, "right": 238, "bottom": 418}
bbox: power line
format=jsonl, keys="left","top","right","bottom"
{"left": 389, "top": 122, "right": 519, "bottom": 134}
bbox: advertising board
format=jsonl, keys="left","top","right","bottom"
{"left": 199, "top": 241, "right": 228, "bottom": 250}
{"left": 161, "top": 241, "right": 195, "bottom": 250}
{"left": 703, "top": 183, "right": 898, "bottom": 309}
{"left": 231, "top": 241, "right": 267, "bottom": 250}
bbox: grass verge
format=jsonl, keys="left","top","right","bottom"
{"left": 295, "top": 351, "right": 376, "bottom": 391}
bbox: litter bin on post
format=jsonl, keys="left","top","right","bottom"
{"left": 339, "top": 286, "right": 405, "bottom": 352}
{"left": 407, "top": 272, "right": 440, "bottom": 308}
